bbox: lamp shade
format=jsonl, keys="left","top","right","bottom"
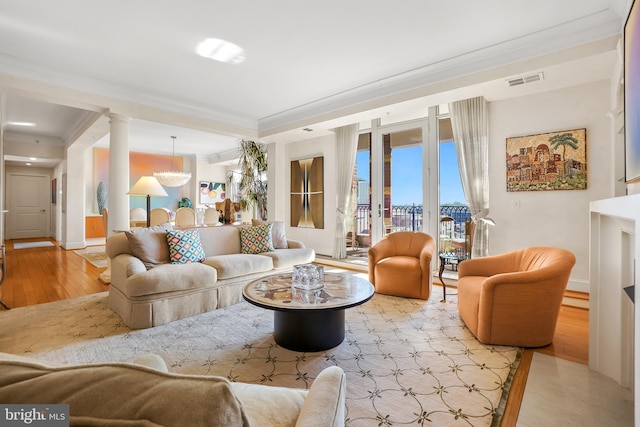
{"left": 127, "top": 176, "right": 169, "bottom": 197}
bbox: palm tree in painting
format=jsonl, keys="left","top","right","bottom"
{"left": 549, "top": 132, "right": 579, "bottom": 176}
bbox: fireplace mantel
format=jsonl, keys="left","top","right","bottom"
{"left": 590, "top": 194, "right": 638, "bottom": 421}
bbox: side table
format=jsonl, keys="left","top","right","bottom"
{"left": 438, "top": 253, "right": 467, "bottom": 302}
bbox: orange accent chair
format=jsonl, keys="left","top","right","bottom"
{"left": 367, "top": 231, "right": 436, "bottom": 300}
{"left": 457, "top": 246, "right": 576, "bottom": 347}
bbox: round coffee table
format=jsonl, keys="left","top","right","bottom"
{"left": 243, "top": 272, "right": 374, "bottom": 352}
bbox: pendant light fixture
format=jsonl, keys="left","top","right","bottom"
{"left": 154, "top": 136, "right": 192, "bottom": 187}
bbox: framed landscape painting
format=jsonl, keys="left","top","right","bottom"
{"left": 506, "top": 128, "right": 587, "bottom": 192}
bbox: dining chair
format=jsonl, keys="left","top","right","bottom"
{"left": 174, "top": 207, "right": 197, "bottom": 228}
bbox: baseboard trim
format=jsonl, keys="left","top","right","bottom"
{"left": 563, "top": 290, "right": 589, "bottom": 309}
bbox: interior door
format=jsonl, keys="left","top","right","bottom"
{"left": 6, "top": 173, "right": 49, "bottom": 239}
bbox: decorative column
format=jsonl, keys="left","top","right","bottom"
{"left": 99, "top": 113, "right": 130, "bottom": 284}
{"left": 267, "top": 143, "right": 284, "bottom": 222}
{"left": 107, "top": 113, "right": 131, "bottom": 233}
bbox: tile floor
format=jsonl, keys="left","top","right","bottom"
{"left": 517, "top": 353, "right": 634, "bottom": 426}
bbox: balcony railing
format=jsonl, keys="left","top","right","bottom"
{"left": 352, "top": 203, "right": 471, "bottom": 248}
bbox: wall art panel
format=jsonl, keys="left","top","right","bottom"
{"left": 290, "top": 156, "right": 324, "bottom": 228}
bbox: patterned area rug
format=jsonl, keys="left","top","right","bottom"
{"left": 0, "top": 282, "right": 521, "bottom": 426}
{"left": 72, "top": 246, "right": 107, "bottom": 268}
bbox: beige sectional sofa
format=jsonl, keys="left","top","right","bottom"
{"left": 107, "top": 223, "right": 314, "bottom": 329}
{"left": 0, "top": 352, "right": 346, "bottom": 427}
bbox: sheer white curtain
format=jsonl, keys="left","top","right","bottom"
{"left": 333, "top": 124, "right": 359, "bottom": 259}
{"left": 449, "top": 97, "right": 490, "bottom": 258}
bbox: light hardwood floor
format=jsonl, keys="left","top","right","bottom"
{"left": 0, "top": 237, "right": 589, "bottom": 427}
{"left": 0, "top": 238, "right": 109, "bottom": 307}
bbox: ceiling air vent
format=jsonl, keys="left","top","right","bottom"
{"left": 507, "top": 72, "right": 544, "bottom": 87}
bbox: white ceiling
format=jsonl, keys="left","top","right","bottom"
{"left": 0, "top": 0, "right": 627, "bottom": 167}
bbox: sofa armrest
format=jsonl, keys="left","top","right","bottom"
{"left": 458, "top": 252, "right": 519, "bottom": 278}
{"left": 295, "top": 366, "right": 346, "bottom": 427}
{"left": 419, "top": 238, "right": 435, "bottom": 273}
{"left": 110, "top": 254, "right": 147, "bottom": 287}
{"left": 367, "top": 237, "right": 394, "bottom": 266}
{"left": 286, "top": 239, "right": 306, "bottom": 249}
{"left": 134, "top": 354, "right": 169, "bottom": 373}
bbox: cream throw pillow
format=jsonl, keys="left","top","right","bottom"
{"left": 251, "top": 219, "right": 288, "bottom": 249}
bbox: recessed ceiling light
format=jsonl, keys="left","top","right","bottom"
{"left": 25, "top": 162, "right": 31, "bottom": 166}
{"left": 29, "top": 157, "right": 37, "bottom": 161}
{"left": 196, "top": 38, "right": 245, "bottom": 64}
{"left": 7, "top": 121, "right": 36, "bottom": 127}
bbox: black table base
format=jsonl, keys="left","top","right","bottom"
{"left": 274, "top": 309, "right": 345, "bottom": 352}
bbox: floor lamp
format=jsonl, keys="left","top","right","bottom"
{"left": 127, "top": 176, "right": 168, "bottom": 227}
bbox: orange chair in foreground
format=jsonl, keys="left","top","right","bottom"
{"left": 367, "top": 231, "right": 435, "bottom": 300}
{"left": 457, "top": 246, "right": 576, "bottom": 347}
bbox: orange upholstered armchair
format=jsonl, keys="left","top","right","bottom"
{"left": 368, "top": 231, "right": 435, "bottom": 300}
{"left": 457, "top": 246, "right": 576, "bottom": 347}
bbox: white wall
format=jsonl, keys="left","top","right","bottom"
{"left": 52, "top": 162, "right": 64, "bottom": 241}
{"left": 281, "top": 134, "right": 337, "bottom": 256}
{"left": 193, "top": 158, "right": 229, "bottom": 209}
{"left": 84, "top": 147, "right": 98, "bottom": 214}
{"left": 489, "top": 79, "right": 613, "bottom": 292}
{"left": 275, "top": 80, "right": 613, "bottom": 292}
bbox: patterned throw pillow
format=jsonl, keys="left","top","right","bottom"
{"left": 166, "top": 229, "right": 206, "bottom": 264}
{"left": 251, "top": 219, "right": 288, "bottom": 249}
{"left": 240, "top": 224, "right": 274, "bottom": 254}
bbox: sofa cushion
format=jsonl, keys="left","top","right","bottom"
{"left": 240, "top": 224, "right": 275, "bottom": 254}
{"left": 123, "top": 263, "right": 218, "bottom": 297}
{"left": 203, "top": 254, "right": 273, "bottom": 279}
{"left": 198, "top": 225, "right": 242, "bottom": 255}
{"left": 258, "top": 248, "right": 315, "bottom": 269}
{"left": 0, "top": 358, "right": 249, "bottom": 427}
{"left": 125, "top": 222, "right": 172, "bottom": 269}
{"left": 252, "top": 219, "right": 288, "bottom": 249}
{"left": 230, "top": 382, "right": 306, "bottom": 427}
{"left": 166, "top": 229, "right": 205, "bottom": 264}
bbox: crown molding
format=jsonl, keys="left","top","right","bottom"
{"left": 258, "top": 9, "right": 621, "bottom": 136}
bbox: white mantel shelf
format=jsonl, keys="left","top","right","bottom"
{"left": 589, "top": 194, "right": 639, "bottom": 424}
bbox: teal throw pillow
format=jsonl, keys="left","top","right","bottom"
{"left": 166, "top": 229, "right": 206, "bottom": 264}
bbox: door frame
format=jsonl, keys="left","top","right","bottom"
{"left": 369, "top": 116, "right": 437, "bottom": 246}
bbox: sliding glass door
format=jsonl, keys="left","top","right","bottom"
{"left": 379, "top": 126, "right": 424, "bottom": 238}
{"left": 350, "top": 118, "right": 434, "bottom": 253}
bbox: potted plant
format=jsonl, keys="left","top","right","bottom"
{"left": 238, "top": 140, "right": 267, "bottom": 220}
